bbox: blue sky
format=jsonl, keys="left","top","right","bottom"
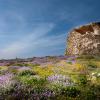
{"left": 0, "top": 0, "right": 100, "bottom": 59}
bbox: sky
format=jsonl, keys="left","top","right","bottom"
{"left": 0, "top": 0, "right": 100, "bottom": 59}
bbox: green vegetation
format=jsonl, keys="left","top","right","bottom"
{"left": 0, "top": 56, "right": 100, "bottom": 99}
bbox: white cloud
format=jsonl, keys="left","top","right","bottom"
{"left": 0, "top": 23, "right": 56, "bottom": 59}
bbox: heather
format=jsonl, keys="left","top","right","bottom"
{"left": 0, "top": 56, "right": 100, "bottom": 100}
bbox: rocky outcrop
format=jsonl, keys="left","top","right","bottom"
{"left": 65, "top": 22, "right": 100, "bottom": 55}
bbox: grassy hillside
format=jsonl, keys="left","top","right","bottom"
{"left": 0, "top": 56, "right": 100, "bottom": 100}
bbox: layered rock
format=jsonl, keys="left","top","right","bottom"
{"left": 65, "top": 22, "right": 100, "bottom": 55}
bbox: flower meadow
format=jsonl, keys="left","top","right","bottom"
{"left": 0, "top": 56, "right": 100, "bottom": 100}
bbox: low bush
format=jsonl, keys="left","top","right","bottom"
{"left": 17, "top": 75, "right": 47, "bottom": 87}
{"left": 78, "top": 75, "right": 88, "bottom": 85}
{"left": 61, "top": 86, "right": 80, "bottom": 98}
{"left": 18, "top": 70, "right": 36, "bottom": 76}
{"left": 77, "top": 55, "right": 95, "bottom": 60}
{"left": 87, "top": 61, "right": 97, "bottom": 69}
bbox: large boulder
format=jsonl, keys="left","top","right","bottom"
{"left": 65, "top": 22, "right": 100, "bottom": 55}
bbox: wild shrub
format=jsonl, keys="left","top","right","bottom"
{"left": 78, "top": 75, "right": 88, "bottom": 85}
{"left": 17, "top": 72, "right": 47, "bottom": 87}
{"left": 77, "top": 55, "right": 95, "bottom": 60}
{"left": 87, "top": 61, "right": 97, "bottom": 69}
{"left": 61, "top": 86, "right": 80, "bottom": 98}
{"left": 18, "top": 70, "right": 36, "bottom": 76}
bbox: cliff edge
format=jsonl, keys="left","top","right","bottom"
{"left": 65, "top": 22, "right": 100, "bottom": 55}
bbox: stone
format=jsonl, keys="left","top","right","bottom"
{"left": 65, "top": 22, "right": 100, "bottom": 55}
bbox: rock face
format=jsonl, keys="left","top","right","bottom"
{"left": 65, "top": 22, "right": 100, "bottom": 55}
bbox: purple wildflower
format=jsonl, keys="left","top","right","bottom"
{"left": 0, "top": 73, "right": 14, "bottom": 89}
{"left": 47, "top": 74, "right": 73, "bottom": 86}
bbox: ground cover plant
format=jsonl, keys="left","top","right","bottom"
{"left": 0, "top": 56, "right": 100, "bottom": 100}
